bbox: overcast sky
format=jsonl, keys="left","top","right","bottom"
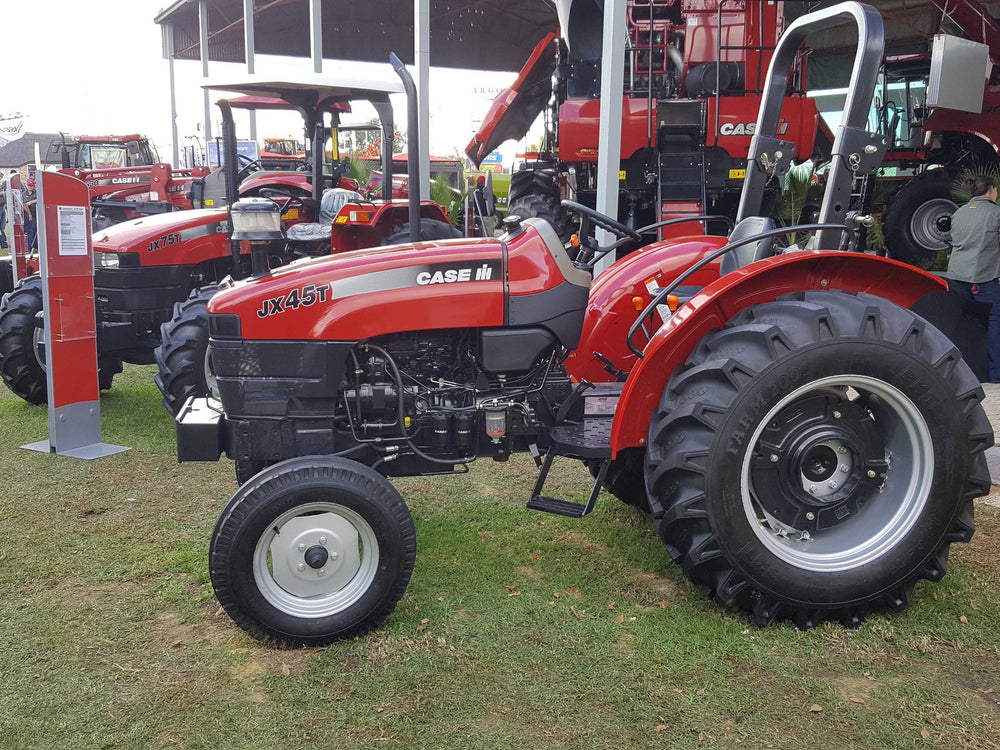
{"left": 3, "top": 0, "right": 532, "bottom": 164}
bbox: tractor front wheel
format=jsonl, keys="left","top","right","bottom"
{"left": 210, "top": 456, "right": 417, "bottom": 647}
{"left": 644, "top": 290, "right": 990, "bottom": 628}
{"left": 883, "top": 170, "right": 956, "bottom": 268}
{"left": 154, "top": 284, "right": 219, "bottom": 416}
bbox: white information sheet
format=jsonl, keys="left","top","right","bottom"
{"left": 57, "top": 205, "right": 88, "bottom": 256}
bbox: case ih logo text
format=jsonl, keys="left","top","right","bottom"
{"left": 719, "top": 121, "right": 789, "bottom": 136}
{"left": 416, "top": 263, "right": 496, "bottom": 285}
{"left": 147, "top": 232, "right": 181, "bottom": 252}
{"left": 257, "top": 283, "right": 331, "bottom": 318}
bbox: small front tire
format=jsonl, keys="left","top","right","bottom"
{"left": 210, "top": 456, "right": 417, "bottom": 647}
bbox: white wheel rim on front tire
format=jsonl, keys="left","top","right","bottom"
{"left": 253, "top": 501, "right": 379, "bottom": 618}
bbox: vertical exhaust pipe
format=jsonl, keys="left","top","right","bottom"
{"left": 389, "top": 52, "right": 422, "bottom": 242}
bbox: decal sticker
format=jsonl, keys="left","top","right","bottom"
{"left": 719, "top": 121, "right": 789, "bottom": 137}
{"left": 728, "top": 169, "right": 746, "bottom": 179}
{"left": 257, "top": 283, "right": 331, "bottom": 318}
{"left": 146, "top": 232, "right": 182, "bottom": 252}
{"left": 415, "top": 261, "right": 501, "bottom": 285}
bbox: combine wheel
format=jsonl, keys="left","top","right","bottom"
{"left": 210, "top": 456, "right": 417, "bottom": 647}
{"left": 154, "top": 284, "right": 219, "bottom": 416}
{"left": 507, "top": 169, "right": 571, "bottom": 241}
{"left": 883, "top": 170, "right": 956, "bottom": 268}
{"left": 644, "top": 290, "right": 991, "bottom": 628}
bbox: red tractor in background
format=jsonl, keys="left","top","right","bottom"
{"left": 467, "top": 0, "right": 832, "bottom": 241}
{"left": 175, "top": 3, "right": 990, "bottom": 647}
{"left": 0, "top": 59, "right": 458, "bottom": 414}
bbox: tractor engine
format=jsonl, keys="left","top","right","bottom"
{"left": 336, "top": 330, "right": 572, "bottom": 473}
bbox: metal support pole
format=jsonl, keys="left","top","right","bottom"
{"left": 244, "top": 0, "right": 257, "bottom": 142}
{"left": 415, "top": 0, "right": 431, "bottom": 200}
{"left": 594, "top": 0, "right": 627, "bottom": 275}
{"left": 310, "top": 0, "right": 323, "bottom": 74}
{"left": 162, "top": 22, "right": 180, "bottom": 167}
{"left": 199, "top": 0, "right": 212, "bottom": 150}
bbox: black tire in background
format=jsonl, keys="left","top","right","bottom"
{"left": 0, "top": 276, "right": 120, "bottom": 403}
{"left": 0, "top": 257, "right": 14, "bottom": 297}
{"left": 210, "top": 456, "right": 417, "bottom": 647}
{"left": 506, "top": 169, "right": 572, "bottom": 241}
{"left": 585, "top": 448, "right": 650, "bottom": 513}
{"left": 154, "top": 284, "right": 219, "bottom": 416}
{"left": 883, "top": 169, "right": 956, "bottom": 267}
{"left": 0, "top": 276, "right": 46, "bottom": 404}
{"left": 644, "top": 290, "right": 991, "bottom": 629}
{"left": 382, "top": 218, "right": 462, "bottom": 246}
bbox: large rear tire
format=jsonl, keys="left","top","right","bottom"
{"left": 585, "top": 448, "right": 649, "bottom": 513}
{"left": 644, "top": 290, "right": 991, "bottom": 628}
{"left": 154, "top": 284, "right": 219, "bottom": 416}
{"left": 210, "top": 456, "right": 417, "bottom": 647}
{"left": 382, "top": 218, "right": 462, "bottom": 246}
{"left": 507, "top": 169, "right": 572, "bottom": 240}
{"left": 883, "top": 170, "right": 956, "bottom": 268}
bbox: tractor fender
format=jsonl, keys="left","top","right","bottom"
{"left": 610, "top": 251, "right": 949, "bottom": 452}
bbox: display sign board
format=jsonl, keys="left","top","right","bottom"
{"left": 22, "top": 172, "right": 128, "bottom": 459}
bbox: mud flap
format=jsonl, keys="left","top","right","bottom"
{"left": 910, "top": 285, "right": 988, "bottom": 382}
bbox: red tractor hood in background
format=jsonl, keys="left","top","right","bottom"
{"left": 466, "top": 32, "right": 557, "bottom": 167}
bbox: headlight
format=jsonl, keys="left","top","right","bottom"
{"left": 94, "top": 251, "right": 140, "bottom": 268}
{"left": 230, "top": 197, "right": 284, "bottom": 241}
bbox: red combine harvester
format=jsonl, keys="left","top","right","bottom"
{"left": 468, "top": 0, "right": 832, "bottom": 241}
{"left": 175, "top": 3, "right": 990, "bottom": 647}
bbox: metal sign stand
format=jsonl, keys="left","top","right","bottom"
{"left": 22, "top": 172, "right": 129, "bottom": 459}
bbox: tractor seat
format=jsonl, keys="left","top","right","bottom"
{"left": 718, "top": 216, "right": 776, "bottom": 275}
{"left": 286, "top": 188, "right": 364, "bottom": 242}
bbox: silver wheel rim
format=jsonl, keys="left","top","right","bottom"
{"left": 740, "top": 375, "right": 933, "bottom": 572}
{"left": 253, "top": 501, "right": 379, "bottom": 618}
{"left": 910, "top": 197, "right": 955, "bottom": 251}
{"left": 32, "top": 322, "right": 46, "bottom": 371}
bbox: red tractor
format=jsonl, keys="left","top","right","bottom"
{"left": 0, "top": 60, "right": 457, "bottom": 414}
{"left": 467, "top": 0, "right": 832, "bottom": 242}
{"left": 175, "top": 3, "right": 991, "bottom": 647}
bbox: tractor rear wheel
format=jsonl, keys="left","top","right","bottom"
{"left": 507, "top": 169, "right": 571, "bottom": 241}
{"left": 0, "top": 277, "right": 120, "bottom": 403}
{"left": 210, "top": 456, "right": 417, "bottom": 647}
{"left": 883, "top": 169, "right": 956, "bottom": 268}
{"left": 154, "top": 284, "right": 219, "bottom": 416}
{"left": 0, "top": 277, "right": 46, "bottom": 404}
{"left": 644, "top": 290, "right": 990, "bottom": 629}
{"left": 382, "top": 218, "right": 462, "bottom": 246}
{"left": 0, "top": 257, "right": 14, "bottom": 297}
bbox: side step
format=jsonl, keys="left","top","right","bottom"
{"left": 528, "top": 415, "right": 614, "bottom": 518}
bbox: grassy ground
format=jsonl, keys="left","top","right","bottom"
{"left": 0, "top": 364, "right": 998, "bottom": 750}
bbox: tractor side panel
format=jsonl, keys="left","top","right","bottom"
{"left": 610, "top": 252, "right": 949, "bottom": 451}
{"left": 564, "top": 234, "right": 728, "bottom": 383}
{"left": 210, "top": 240, "right": 509, "bottom": 341}
{"left": 92, "top": 209, "right": 231, "bottom": 268}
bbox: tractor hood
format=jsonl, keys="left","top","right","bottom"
{"left": 92, "top": 209, "right": 229, "bottom": 253}
{"left": 466, "top": 33, "right": 557, "bottom": 167}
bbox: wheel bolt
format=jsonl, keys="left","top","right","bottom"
{"left": 319, "top": 537, "right": 327, "bottom": 545}
{"left": 828, "top": 480, "right": 837, "bottom": 488}
{"left": 840, "top": 465, "right": 848, "bottom": 473}
{"left": 806, "top": 512, "right": 815, "bottom": 520}
{"left": 808, "top": 485, "right": 816, "bottom": 493}
{"left": 770, "top": 454, "right": 779, "bottom": 463}
{"left": 867, "top": 470, "right": 877, "bottom": 478}
{"left": 330, "top": 552, "right": 339, "bottom": 561}
{"left": 297, "top": 563, "right": 305, "bottom": 572}
{"left": 298, "top": 543, "right": 306, "bottom": 552}
{"left": 838, "top": 446, "right": 847, "bottom": 454}
{"left": 832, "top": 410, "right": 842, "bottom": 419}
{"left": 318, "top": 569, "right": 325, "bottom": 577}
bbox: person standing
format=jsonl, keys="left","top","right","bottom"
{"left": 947, "top": 174, "right": 1000, "bottom": 382}
{"left": 22, "top": 177, "right": 38, "bottom": 251}
{"left": 0, "top": 186, "right": 8, "bottom": 250}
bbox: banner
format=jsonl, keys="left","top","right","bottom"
{"left": 0, "top": 115, "right": 28, "bottom": 149}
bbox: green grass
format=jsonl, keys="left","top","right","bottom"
{"left": 0, "top": 364, "right": 998, "bottom": 750}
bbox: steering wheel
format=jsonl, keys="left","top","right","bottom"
{"left": 561, "top": 200, "right": 642, "bottom": 267}
{"left": 236, "top": 154, "right": 265, "bottom": 183}
{"left": 257, "top": 188, "right": 308, "bottom": 217}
